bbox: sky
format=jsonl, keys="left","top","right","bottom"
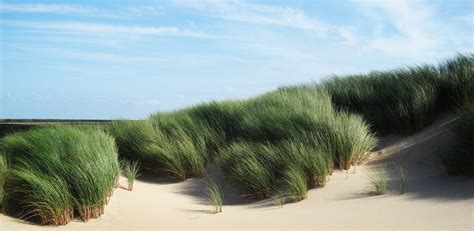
{"left": 0, "top": 0, "right": 473, "bottom": 119}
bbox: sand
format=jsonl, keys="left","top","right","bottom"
{"left": 1, "top": 114, "right": 473, "bottom": 230}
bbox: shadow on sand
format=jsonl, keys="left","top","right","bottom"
{"left": 366, "top": 113, "right": 474, "bottom": 200}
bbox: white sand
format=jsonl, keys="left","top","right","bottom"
{"left": 1, "top": 115, "right": 473, "bottom": 230}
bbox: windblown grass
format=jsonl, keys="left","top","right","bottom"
{"left": 110, "top": 86, "right": 375, "bottom": 200}
{"left": 1, "top": 125, "right": 119, "bottom": 225}
{"left": 277, "top": 139, "right": 331, "bottom": 188}
{"left": 324, "top": 65, "right": 441, "bottom": 134}
{"left": 282, "top": 167, "right": 308, "bottom": 202}
{"left": 122, "top": 160, "right": 140, "bottom": 191}
{"left": 205, "top": 179, "right": 223, "bottom": 213}
{"left": 324, "top": 54, "right": 473, "bottom": 134}
{"left": 110, "top": 113, "right": 211, "bottom": 181}
{"left": 371, "top": 165, "right": 388, "bottom": 195}
{"left": 0, "top": 153, "right": 8, "bottom": 208}
{"left": 438, "top": 54, "right": 474, "bottom": 109}
{"left": 219, "top": 142, "right": 275, "bottom": 199}
{"left": 107, "top": 54, "right": 471, "bottom": 202}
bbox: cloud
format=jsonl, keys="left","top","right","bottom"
{"left": 0, "top": 3, "right": 92, "bottom": 13}
{"left": 174, "top": 0, "right": 342, "bottom": 37}
{"left": 54, "top": 49, "right": 165, "bottom": 64}
{"left": 1, "top": 20, "right": 230, "bottom": 40}
{"left": 0, "top": 2, "right": 157, "bottom": 18}
{"left": 350, "top": 0, "right": 473, "bottom": 59}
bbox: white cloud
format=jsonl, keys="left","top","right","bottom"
{"left": 0, "top": 20, "right": 230, "bottom": 40}
{"left": 55, "top": 50, "right": 165, "bottom": 64}
{"left": 351, "top": 0, "right": 473, "bottom": 60}
{"left": 237, "top": 43, "right": 319, "bottom": 61}
{"left": 0, "top": 2, "right": 161, "bottom": 18}
{"left": 0, "top": 3, "right": 92, "bottom": 14}
{"left": 175, "top": 0, "right": 338, "bottom": 37}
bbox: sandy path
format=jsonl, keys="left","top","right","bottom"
{"left": 1, "top": 114, "right": 473, "bottom": 230}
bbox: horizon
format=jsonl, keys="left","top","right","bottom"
{"left": 1, "top": 0, "right": 473, "bottom": 119}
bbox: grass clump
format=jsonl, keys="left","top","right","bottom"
{"left": 1, "top": 125, "right": 119, "bottom": 225}
{"left": 282, "top": 167, "right": 308, "bottom": 202}
{"left": 324, "top": 54, "right": 473, "bottom": 134}
{"left": 122, "top": 160, "right": 140, "bottom": 191}
{"left": 320, "top": 113, "right": 377, "bottom": 170}
{"left": 277, "top": 139, "right": 331, "bottom": 188}
{"left": 0, "top": 152, "right": 7, "bottom": 208}
{"left": 107, "top": 55, "right": 472, "bottom": 201}
{"left": 438, "top": 54, "right": 474, "bottom": 109}
{"left": 205, "top": 179, "right": 223, "bottom": 213}
{"left": 324, "top": 65, "right": 440, "bottom": 134}
{"left": 219, "top": 142, "right": 275, "bottom": 199}
{"left": 110, "top": 113, "right": 213, "bottom": 181}
{"left": 217, "top": 87, "right": 375, "bottom": 200}
{"left": 370, "top": 165, "right": 388, "bottom": 195}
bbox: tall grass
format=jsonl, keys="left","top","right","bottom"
{"left": 324, "top": 65, "right": 440, "bottom": 134}
{"left": 1, "top": 125, "right": 119, "bottom": 225}
{"left": 277, "top": 139, "right": 331, "bottom": 188}
{"left": 106, "top": 54, "right": 471, "bottom": 202}
{"left": 122, "top": 160, "right": 140, "bottom": 191}
{"left": 318, "top": 112, "right": 377, "bottom": 170}
{"left": 324, "top": 54, "right": 473, "bottom": 134}
{"left": 205, "top": 179, "right": 223, "bottom": 213}
{"left": 219, "top": 142, "right": 275, "bottom": 199}
{"left": 110, "top": 114, "right": 210, "bottom": 181}
{"left": 0, "top": 153, "right": 8, "bottom": 208}
{"left": 282, "top": 167, "right": 308, "bottom": 202}
{"left": 438, "top": 54, "right": 474, "bottom": 109}
{"left": 371, "top": 165, "right": 388, "bottom": 195}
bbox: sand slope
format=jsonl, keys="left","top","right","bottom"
{"left": 1, "top": 114, "right": 473, "bottom": 230}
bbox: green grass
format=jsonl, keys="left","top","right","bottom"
{"left": 371, "top": 165, "right": 388, "bottom": 195}
{"left": 122, "top": 160, "right": 140, "bottom": 191}
{"left": 107, "top": 54, "right": 471, "bottom": 204}
{"left": 111, "top": 85, "right": 376, "bottom": 200}
{"left": 0, "top": 54, "right": 469, "bottom": 226}
{"left": 438, "top": 54, "right": 474, "bottom": 109}
{"left": 1, "top": 125, "right": 119, "bottom": 225}
{"left": 219, "top": 142, "right": 275, "bottom": 199}
{"left": 277, "top": 139, "right": 330, "bottom": 188}
{"left": 321, "top": 112, "right": 377, "bottom": 170}
{"left": 0, "top": 151, "right": 7, "bottom": 208}
{"left": 323, "top": 54, "right": 473, "bottom": 134}
{"left": 282, "top": 167, "right": 308, "bottom": 202}
{"left": 205, "top": 179, "right": 223, "bottom": 213}
{"left": 324, "top": 65, "right": 441, "bottom": 134}
{"left": 110, "top": 113, "right": 213, "bottom": 181}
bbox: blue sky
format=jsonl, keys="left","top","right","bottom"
{"left": 1, "top": 0, "right": 473, "bottom": 119}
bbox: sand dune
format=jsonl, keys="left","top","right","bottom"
{"left": 1, "top": 114, "right": 473, "bottom": 230}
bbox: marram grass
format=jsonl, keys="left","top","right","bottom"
{"left": 323, "top": 54, "right": 473, "bottom": 134}
{"left": 110, "top": 113, "right": 212, "bottom": 181}
{"left": 0, "top": 152, "right": 7, "bottom": 208}
{"left": 205, "top": 179, "right": 223, "bottom": 213}
{"left": 371, "top": 165, "right": 388, "bottom": 195}
{"left": 122, "top": 160, "right": 140, "bottom": 191}
{"left": 1, "top": 125, "right": 119, "bottom": 225}
{"left": 108, "top": 54, "right": 471, "bottom": 203}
